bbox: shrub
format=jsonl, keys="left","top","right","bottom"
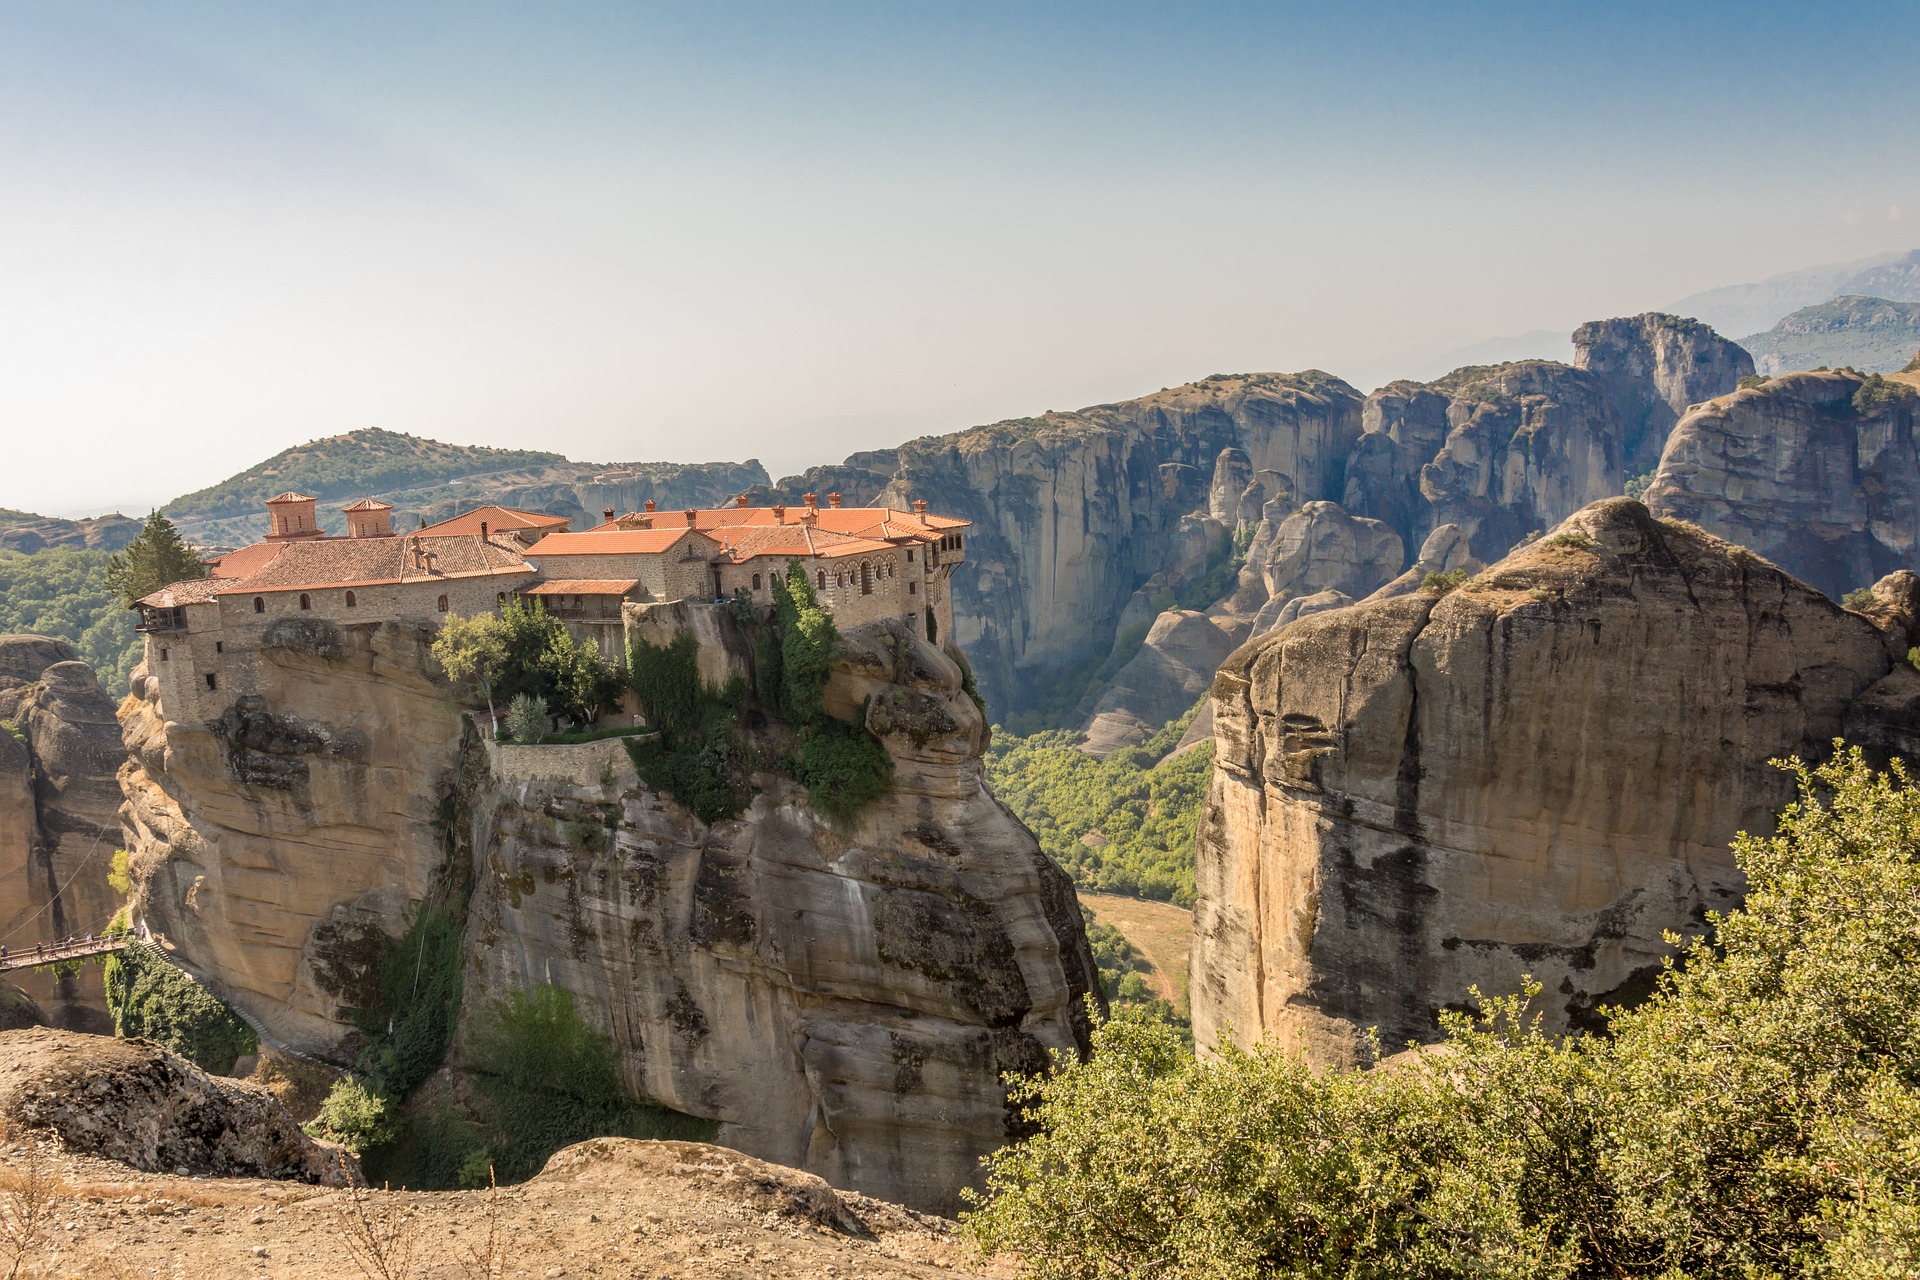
{"left": 504, "top": 692, "right": 548, "bottom": 744}
{"left": 1543, "top": 530, "right": 1594, "bottom": 550}
{"left": 1421, "top": 568, "right": 1470, "bottom": 595}
{"left": 352, "top": 903, "right": 463, "bottom": 1099}
{"left": 1623, "top": 470, "right": 1656, "bottom": 501}
{"left": 623, "top": 716, "right": 754, "bottom": 824}
{"left": 1853, "top": 372, "right": 1917, "bottom": 416}
{"left": 107, "top": 848, "right": 132, "bottom": 896}
{"left": 963, "top": 747, "right": 1920, "bottom": 1278}
{"left": 307, "top": 1078, "right": 398, "bottom": 1153}
{"left": 627, "top": 631, "right": 703, "bottom": 732}
{"left": 1842, "top": 586, "right": 1879, "bottom": 612}
{"left": 771, "top": 562, "right": 837, "bottom": 723}
{"left": 1738, "top": 373, "right": 1772, "bottom": 390}
{"left": 102, "top": 946, "right": 257, "bottom": 1075}
{"left": 794, "top": 716, "right": 895, "bottom": 823}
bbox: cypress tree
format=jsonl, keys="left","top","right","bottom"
{"left": 104, "top": 511, "right": 205, "bottom": 606}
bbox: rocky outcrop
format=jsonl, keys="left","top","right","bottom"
{"left": 1573, "top": 313, "right": 1755, "bottom": 474}
{"left": 0, "top": 636, "right": 126, "bottom": 1031}
{"left": 0, "top": 510, "right": 140, "bottom": 554}
{"left": 1080, "top": 611, "right": 1238, "bottom": 756}
{"left": 0, "top": 1027, "right": 351, "bottom": 1182}
{"left": 1234, "top": 500, "right": 1403, "bottom": 636}
{"left": 461, "top": 615, "right": 1098, "bottom": 1214}
{"left": 1365, "top": 524, "right": 1482, "bottom": 602}
{"left": 1191, "top": 499, "right": 1916, "bottom": 1069}
{"left": 119, "top": 619, "right": 466, "bottom": 1051}
{"left": 1646, "top": 370, "right": 1920, "bottom": 601}
{"left": 764, "top": 372, "right": 1364, "bottom": 717}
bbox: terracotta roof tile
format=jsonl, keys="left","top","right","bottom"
{"left": 136, "top": 578, "right": 226, "bottom": 608}
{"left": 529, "top": 528, "right": 711, "bottom": 557}
{"left": 523, "top": 579, "right": 640, "bottom": 596}
{"left": 205, "top": 542, "right": 285, "bottom": 580}
{"left": 265, "top": 492, "right": 316, "bottom": 503}
{"left": 341, "top": 498, "right": 393, "bottom": 511}
{"left": 417, "top": 505, "right": 572, "bottom": 537}
{"left": 210, "top": 534, "right": 531, "bottom": 595}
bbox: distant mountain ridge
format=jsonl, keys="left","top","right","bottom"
{"left": 1738, "top": 295, "right": 1920, "bottom": 376}
{"left": 1669, "top": 248, "right": 1920, "bottom": 337}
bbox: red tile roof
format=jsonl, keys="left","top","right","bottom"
{"left": 705, "top": 525, "right": 893, "bottom": 562}
{"left": 523, "top": 579, "right": 640, "bottom": 596}
{"left": 265, "top": 492, "right": 316, "bottom": 504}
{"left": 341, "top": 497, "right": 393, "bottom": 511}
{"left": 204, "top": 542, "right": 286, "bottom": 580}
{"left": 136, "top": 578, "right": 227, "bottom": 608}
{"left": 207, "top": 534, "right": 532, "bottom": 595}
{"left": 590, "top": 505, "right": 968, "bottom": 543}
{"left": 528, "top": 528, "right": 710, "bottom": 557}
{"left": 417, "top": 505, "right": 571, "bottom": 538}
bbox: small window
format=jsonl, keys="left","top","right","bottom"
{"left": 204, "top": 673, "right": 218, "bottom": 691}
{"left": 345, "top": 590, "right": 357, "bottom": 608}
{"left": 955, "top": 534, "right": 963, "bottom": 550}
{"left": 214, "top": 641, "right": 223, "bottom": 654}
{"left": 907, "top": 549, "right": 914, "bottom": 563}
{"left": 299, "top": 593, "right": 311, "bottom": 611}
{"left": 159, "top": 647, "right": 169, "bottom": 663}
{"left": 253, "top": 597, "right": 265, "bottom": 614}
{"left": 860, "top": 562, "right": 872, "bottom": 595}
{"left": 836, "top": 572, "right": 844, "bottom": 588}
{"left": 437, "top": 594, "right": 449, "bottom": 612}
{"left": 817, "top": 570, "right": 826, "bottom": 589}
{"left": 752, "top": 573, "right": 762, "bottom": 591}
{"left": 909, "top": 581, "right": 918, "bottom": 595}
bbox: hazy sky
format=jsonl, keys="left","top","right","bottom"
{"left": 4, "top": 1, "right": 1918, "bottom": 516}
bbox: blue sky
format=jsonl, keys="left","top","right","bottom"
{"left": 4, "top": 1, "right": 1918, "bottom": 515}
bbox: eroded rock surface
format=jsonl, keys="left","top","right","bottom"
{"left": 0, "top": 1027, "right": 351, "bottom": 1182}
{"left": 1192, "top": 499, "right": 1915, "bottom": 1068}
{"left": 1647, "top": 369, "right": 1920, "bottom": 601}
{"left": 1573, "top": 313, "right": 1755, "bottom": 474}
{"left": 0, "top": 636, "right": 126, "bottom": 1030}
{"left": 1081, "top": 610, "right": 1238, "bottom": 755}
{"left": 463, "top": 617, "right": 1098, "bottom": 1214}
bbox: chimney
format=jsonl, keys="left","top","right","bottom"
{"left": 480, "top": 520, "right": 489, "bottom": 540}
{"left": 684, "top": 508, "right": 698, "bottom": 528}
{"left": 644, "top": 499, "right": 656, "bottom": 513}
{"left": 912, "top": 499, "right": 928, "bottom": 516}
{"left": 602, "top": 507, "right": 615, "bottom": 523}
{"left": 803, "top": 492, "right": 817, "bottom": 511}
{"left": 827, "top": 492, "right": 843, "bottom": 509}
{"left": 735, "top": 494, "right": 749, "bottom": 508}
{"left": 771, "top": 504, "right": 786, "bottom": 523}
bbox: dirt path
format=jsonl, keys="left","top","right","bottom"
{"left": 1077, "top": 891, "right": 1194, "bottom": 1014}
{"left": 6, "top": 1136, "right": 1013, "bottom": 1280}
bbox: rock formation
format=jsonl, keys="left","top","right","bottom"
{"left": 460, "top": 614, "right": 1098, "bottom": 1214}
{"left": 0, "top": 1026, "right": 350, "bottom": 1182}
{"left": 1647, "top": 369, "right": 1920, "bottom": 601}
{"left": 117, "top": 606, "right": 1097, "bottom": 1213}
{"left": 1737, "top": 295, "right": 1920, "bottom": 376}
{"left": 1080, "top": 610, "right": 1238, "bottom": 755}
{"left": 1572, "top": 313, "right": 1755, "bottom": 474}
{"left": 1235, "top": 500, "right": 1403, "bottom": 636}
{"left": 0, "top": 509, "right": 140, "bottom": 554}
{"left": 0, "top": 636, "right": 126, "bottom": 1031}
{"left": 1191, "top": 498, "right": 1918, "bottom": 1069}
{"left": 763, "top": 372, "right": 1364, "bottom": 717}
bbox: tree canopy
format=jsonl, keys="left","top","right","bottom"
{"left": 964, "top": 746, "right": 1920, "bottom": 1279}
{"left": 0, "top": 548, "right": 141, "bottom": 690}
{"left": 103, "top": 511, "right": 203, "bottom": 607}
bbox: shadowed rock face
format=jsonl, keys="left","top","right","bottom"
{"left": 463, "top": 618, "right": 1098, "bottom": 1215}
{"left": 1573, "top": 313, "right": 1755, "bottom": 475}
{"left": 1647, "top": 369, "right": 1920, "bottom": 602}
{"left": 1191, "top": 499, "right": 1917, "bottom": 1068}
{"left": 0, "top": 636, "right": 125, "bottom": 1032}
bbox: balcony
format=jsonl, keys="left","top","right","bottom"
{"left": 135, "top": 606, "right": 188, "bottom": 634}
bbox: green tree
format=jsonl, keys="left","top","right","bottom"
{"left": 771, "top": 561, "right": 837, "bottom": 722}
{"left": 103, "top": 511, "right": 204, "bottom": 607}
{"left": 963, "top": 746, "right": 1920, "bottom": 1278}
{"left": 432, "top": 610, "right": 509, "bottom": 729}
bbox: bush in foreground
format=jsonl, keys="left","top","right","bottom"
{"left": 964, "top": 746, "right": 1920, "bottom": 1279}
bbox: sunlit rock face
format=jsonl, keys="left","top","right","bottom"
{"left": 462, "top": 618, "right": 1099, "bottom": 1215}
{"left": 1647, "top": 368, "right": 1920, "bottom": 602}
{"left": 1191, "top": 499, "right": 1917, "bottom": 1069}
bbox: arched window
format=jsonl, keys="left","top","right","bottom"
{"left": 817, "top": 570, "right": 826, "bottom": 589}
{"left": 345, "top": 590, "right": 357, "bottom": 608}
{"left": 437, "top": 594, "right": 449, "bottom": 612}
{"left": 835, "top": 572, "right": 844, "bottom": 588}
{"left": 253, "top": 597, "right": 265, "bottom": 614}
{"left": 752, "top": 573, "right": 762, "bottom": 591}
{"left": 860, "top": 562, "right": 873, "bottom": 595}
{"left": 299, "top": 593, "right": 311, "bottom": 611}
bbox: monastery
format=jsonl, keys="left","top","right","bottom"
{"left": 134, "top": 490, "right": 969, "bottom": 722}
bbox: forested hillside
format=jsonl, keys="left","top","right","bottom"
{"left": 0, "top": 549, "right": 140, "bottom": 692}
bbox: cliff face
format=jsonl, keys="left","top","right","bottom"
{"left": 116, "top": 608, "right": 1097, "bottom": 1213}
{"left": 766, "top": 373, "right": 1365, "bottom": 716}
{"left": 1191, "top": 499, "right": 1917, "bottom": 1068}
{"left": 460, "top": 616, "right": 1098, "bottom": 1214}
{"left": 1573, "top": 313, "right": 1755, "bottom": 474}
{"left": 1647, "top": 369, "right": 1920, "bottom": 601}
{"left": 119, "top": 618, "right": 465, "bottom": 1050}
{"left": 0, "top": 636, "right": 126, "bottom": 1031}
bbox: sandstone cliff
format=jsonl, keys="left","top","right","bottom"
{"left": 1647, "top": 369, "right": 1920, "bottom": 601}
{"left": 0, "top": 636, "right": 126, "bottom": 1031}
{"left": 1191, "top": 499, "right": 1918, "bottom": 1068}
{"left": 1572, "top": 313, "right": 1755, "bottom": 474}
{"left": 764, "top": 372, "right": 1365, "bottom": 717}
{"left": 460, "top": 615, "right": 1097, "bottom": 1214}
{"left": 117, "top": 608, "right": 1097, "bottom": 1213}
